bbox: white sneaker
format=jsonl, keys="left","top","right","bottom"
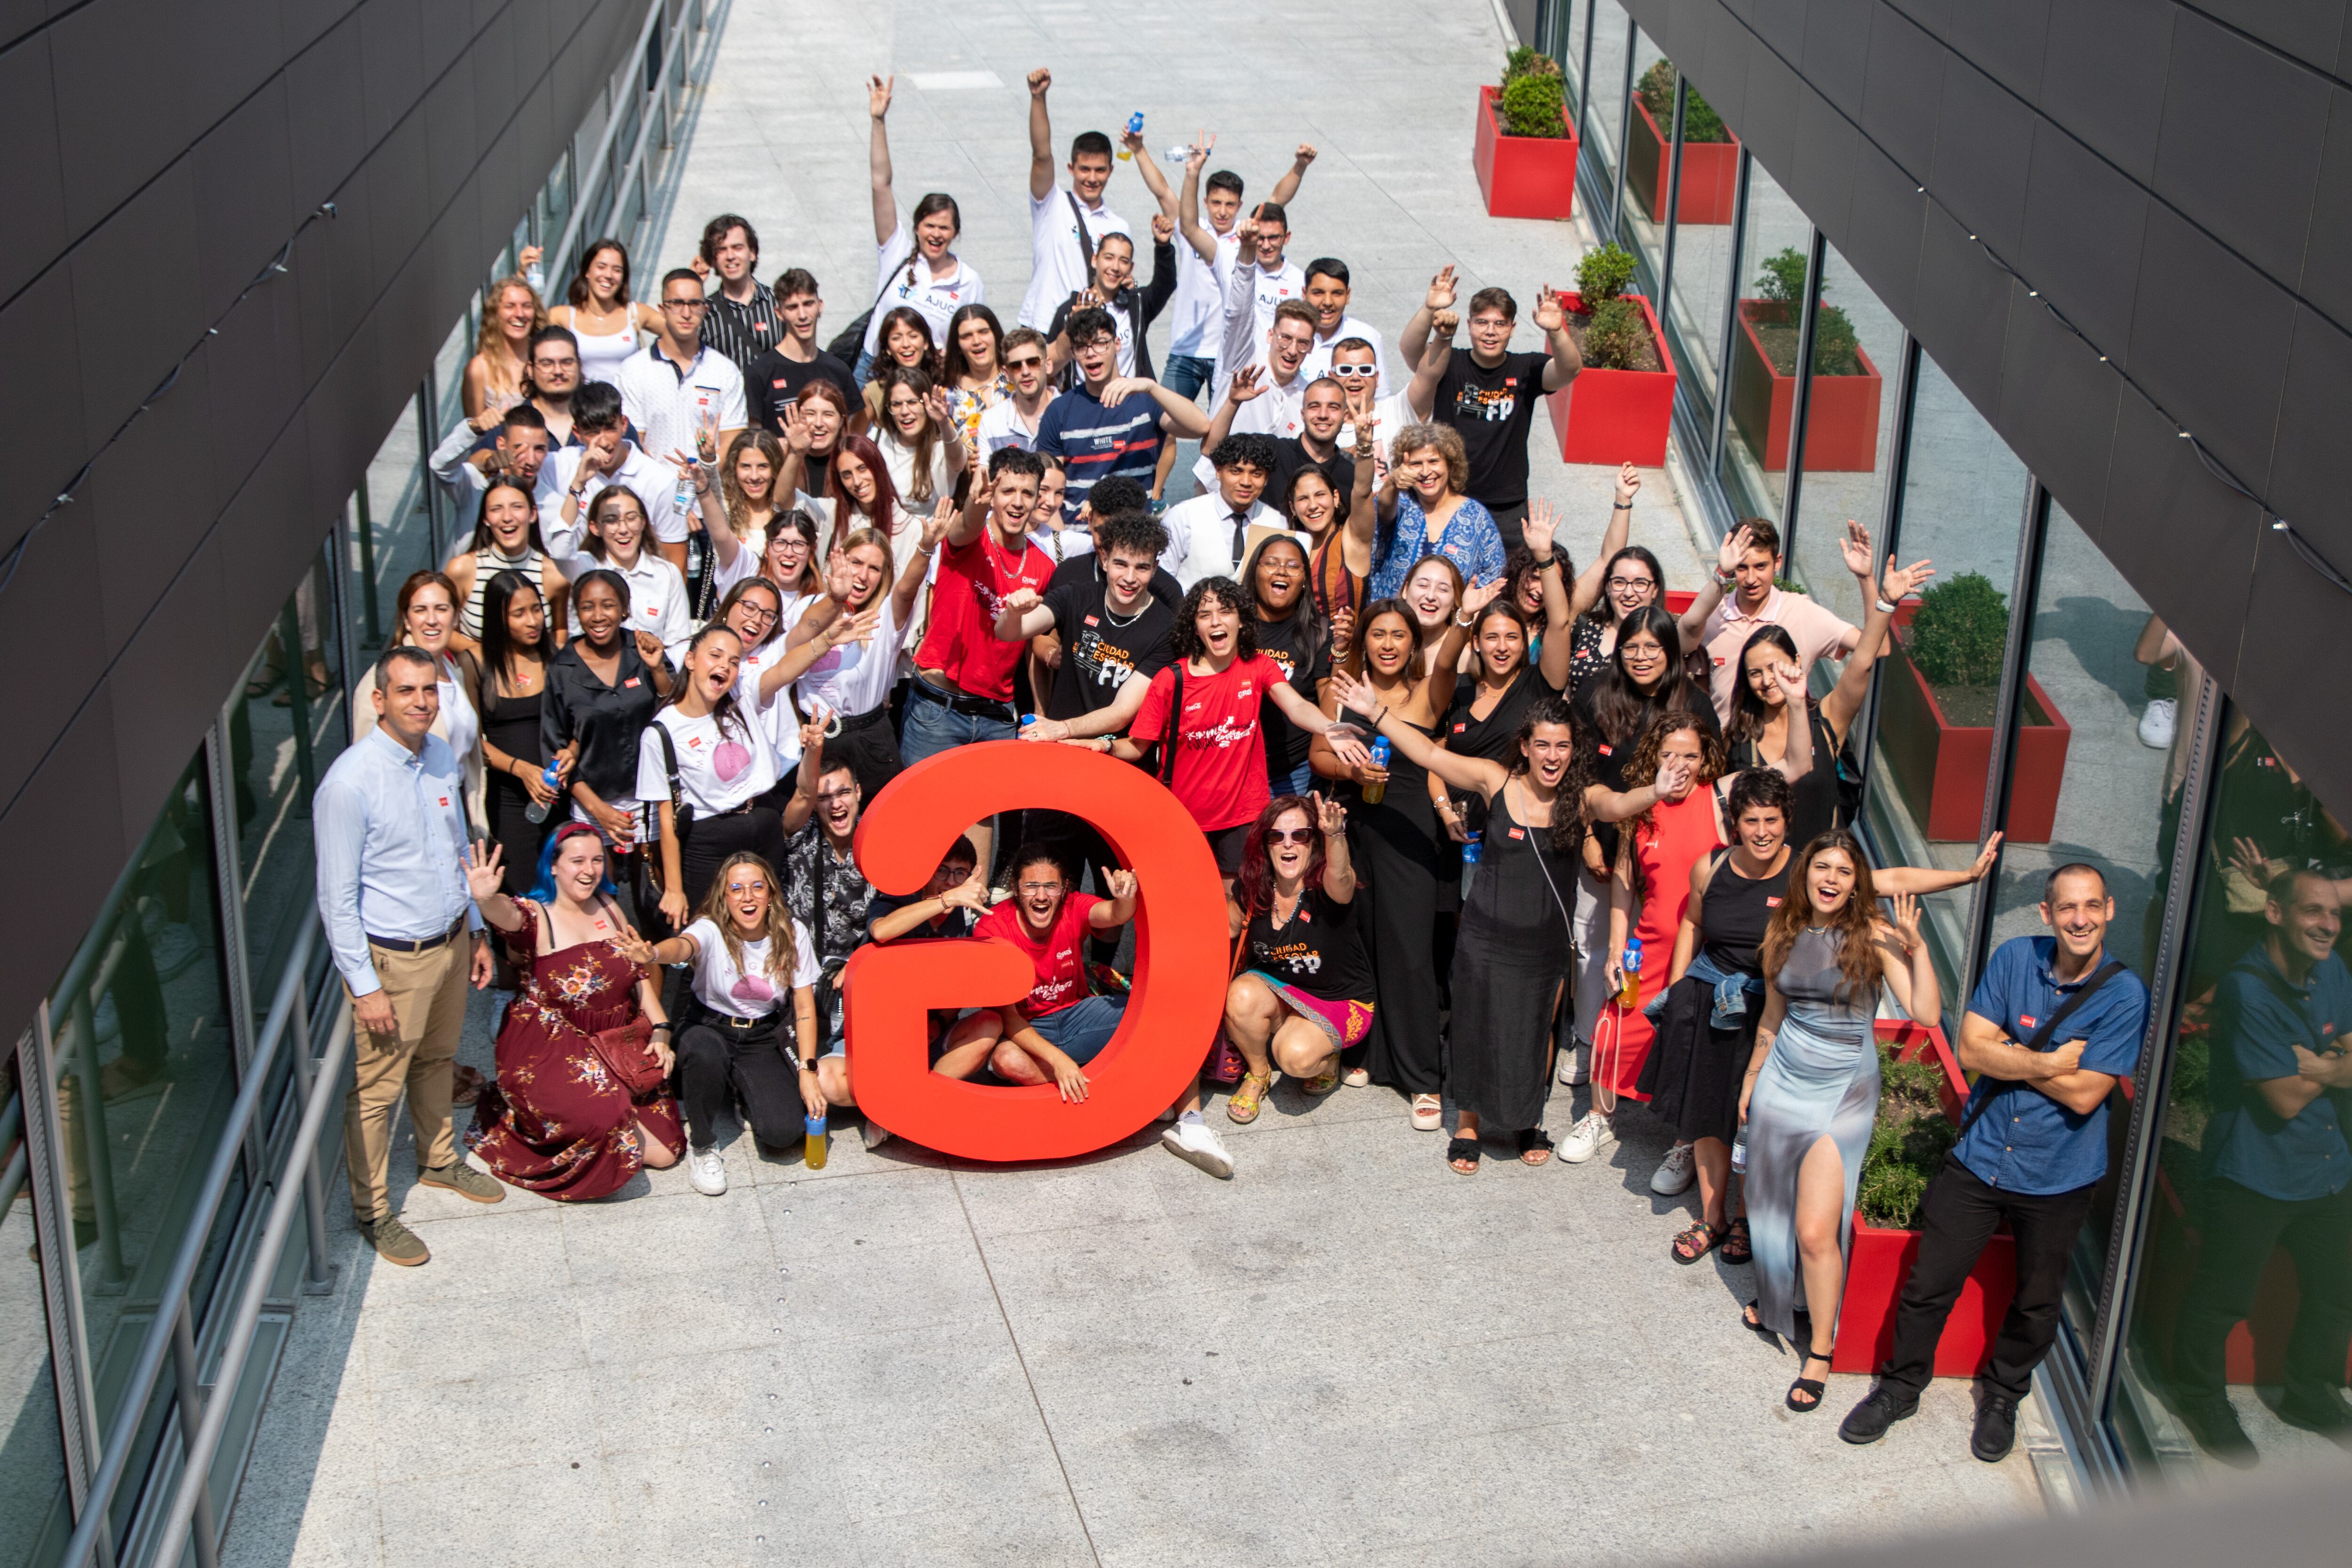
{"left": 860, "top": 1120, "right": 891, "bottom": 1152}
{"left": 687, "top": 1144, "right": 727, "bottom": 1196}
{"left": 2138, "top": 697, "right": 2177, "bottom": 749}
{"left": 1650, "top": 1141, "right": 1695, "bottom": 1194}
{"left": 1560, "top": 1111, "right": 1615, "bottom": 1164}
{"left": 1557, "top": 1041, "right": 1590, "bottom": 1085}
{"left": 1160, "top": 1117, "right": 1234, "bottom": 1179}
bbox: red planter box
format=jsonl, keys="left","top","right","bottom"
{"left": 1833, "top": 1021, "right": 2019, "bottom": 1376}
{"left": 1878, "top": 606, "right": 2072, "bottom": 843}
{"left": 1472, "top": 84, "right": 1580, "bottom": 220}
{"left": 1728, "top": 300, "right": 1883, "bottom": 472}
{"left": 1544, "top": 291, "right": 1677, "bottom": 467}
{"left": 1625, "top": 96, "right": 1739, "bottom": 225}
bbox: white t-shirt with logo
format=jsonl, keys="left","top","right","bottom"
{"left": 795, "top": 595, "right": 913, "bottom": 720}
{"left": 1167, "top": 225, "right": 1245, "bottom": 361}
{"left": 1019, "top": 188, "right": 1129, "bottom": 329}
{"left": 636, "top": 706, "right": 780, "bottom": 818}
{"left": 733, "top": 595, "right": 817, "bottom": 766}
{"left": 683, "top": 916, "right": 819, "bottom": 1019}
{"left": 861, "top": 224, "right": 984, "bottom": 359}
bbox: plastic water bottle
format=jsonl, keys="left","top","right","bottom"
{"left": 1731, "top": 1132, "right": 1748, "bottom": 1175}
{"left": 524, "top": 758, "right": 562, "bottom": 824}
{"left": 674, "top": 465, "right": 696, "bottom": 525}
{"left": 1361, "top": 736, "right": 1391, "bottom": 804}
{"left": 1117, "top": 111, "right": 1144, "bottom": 159}
{"left": 1162, "top": 145, "right": 1195, "bottom": 164}
{"left": 1618, "top": 936, "right": 1643, "bottom": 1009}
{"left": 803, "top": 1113, "right": 829, "bottom": 1170}
{"left": 1459, "top": 831, "right": 1482, "bottom": 899}
{"left": 524, "top": 257, "right": 546, "bottom": 294}
{"left": 1020, "top": 713, "right": 1039, "bottom": 732}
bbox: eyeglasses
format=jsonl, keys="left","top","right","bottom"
{"left": 1016, "top": 882, "right": 1065, "bottom": 896}
{"left": 814, "top": 789, "right": 858, "bottom": 805}
{"left": 1329, "top": 364, "right": 1377, "bottom": 378}
{"left": 733, "top": 603, "right": 779, "bottom": 624}
{"left": 662, "top": 298, "right": 708, "bottom": 313}
{"left": 1605, "top": 576, "right": 1656, "bottom": 593}
{"left": 1267, "top": 828, "right": 1319, "bottom": 846}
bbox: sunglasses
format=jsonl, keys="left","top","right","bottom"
{"left": 1266, "top": 828, "right": 1319, "bottom": 846}
{"left": 1329, "top": 363, "right": 1377, "bottom": 378}
{"left": 1005, "top": 355, "right": 1045, "bottom": 371}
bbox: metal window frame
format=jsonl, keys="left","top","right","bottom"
{"left": 1705, "top": 150, "right": 1753, "bottom": 475}
{"left": 1956, "top": 475, "right": 2053, "bottom": 986}
{"left": 1846, "top": 332, "right": 1922, "bottom": 787}
{"left": 1606, "top": 11, "right": 1636, "bottom": 235}
{"left": 1775, "top": 228, "right": 1827, "bottom": 556}
{"left": 1656, "top": 70, "right": 1686, "bottom": 337}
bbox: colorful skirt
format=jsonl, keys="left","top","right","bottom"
{"left": 1250, "top": 972, "right": 1375, "bottom": 1051}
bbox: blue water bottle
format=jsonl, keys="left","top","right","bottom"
{"left": 1618, "top": 936, "right": 1644, "bottom": 1009}
{"left": 1117, "top": 111, "right": 1144, "bottom": 158}
{"left": 1362, "top": 736, "right": 1391, "bottom": 804}
{"left": 804, "top": 1112, "right": 829, "bottom": 1170}
{"left": 1020, "top": 713, "right": 1039, "bottom": 731}
{"left": 524, "top": 757, "right": 562, "bottom": 824}
{"left": 1460, "top": 830, "right": 1482, "bottom": 899}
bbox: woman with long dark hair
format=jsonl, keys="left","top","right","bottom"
{"left": 873, "top": 363, "right": 969, "bottom": 508}
{"left": 476, "top": 570, "right": 569, "bottom": 895}
{"left": 464, "top": 829, "right": 682, "bottom": 1199}
{"left": 823, "top": 433, "right": 909, "bottom": 547}
{"left": 863, "top": 74, "right": 982, "bottom": 383}
{"left": 542, "top": 567, "right": 673, "bottom": 924}
{"left": 1241, "top": 533, "right": 1329, "bottom": 796}
{"left": 1223, "top": 793, "right": 1374, "bottom": 1103}
{"left": 642, "top": 624, "right": 787, "bottom": 931}
{"left": 695, "top": 429, "right": 794, "bottom": 614}
{"left": 1741, "top": 832, "right": 1937, "bottom": 1412}
{"left": 444, "top": 478, "right": 568, "bottom": 646}
{"left": 1430, "top": 507, "right": 1579, "bottom": 842}
{"left": 861, "top": 306, "right": 939, "bottom": 415}
{"left": 940, "top": 302, "right": 1008, "bottom": 451}
{"left": 548, "top": 238, "right": 662, "bottom": 386}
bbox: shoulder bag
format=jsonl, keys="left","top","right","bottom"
{"left": 1956, "top": 958, "right": 2128, "bottom": 1136}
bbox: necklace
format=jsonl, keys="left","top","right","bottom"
{"left": 1102, "top": 597, "right": 1148, "bottom": 629}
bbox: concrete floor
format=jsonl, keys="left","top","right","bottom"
{"left": 220, "top": 4, "right": 2054, "bottom": 1564}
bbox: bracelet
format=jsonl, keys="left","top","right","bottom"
{"left": 649, "top": 1023, "right": 673, "bottom": 1036}
{"left": 1532, "top": 552, "right": 1555, "bottom": 567}
{"left": 1875, "top": 597, "right": 1899, "bottom": 614}
{"left": 1612, "top": 500, "right": 1634, "bottom": 510}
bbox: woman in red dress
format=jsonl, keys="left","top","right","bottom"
{"left": 464, "top": 825, "right": 685, "bottom": 1199}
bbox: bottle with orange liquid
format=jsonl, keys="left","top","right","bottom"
{"left": 1618, "top": 936, "right": 1643, "bottom": 1009}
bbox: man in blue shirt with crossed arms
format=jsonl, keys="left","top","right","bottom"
{"left": 1841, "top": 863, "right": 2149, "bottom": 1460}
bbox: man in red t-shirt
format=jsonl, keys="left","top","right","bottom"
{"left": 931, "top": 844, "right": 1137, "bottom": 1098}
{"left": 902, "top": 446, "right": 1058, "bottom": 870}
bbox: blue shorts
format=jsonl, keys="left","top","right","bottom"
{"left": 1028, "top": 994, "right": 1128, "bottom": 1065}
{"left": 1162, "top": 353, "right": 1216, "bottom": 404}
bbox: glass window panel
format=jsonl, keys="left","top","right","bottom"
{"left": 2112, "top": 708, "right": 2352, "bottom": 1478}
{"left": 1613, "top": 31, "right": 1671, "bottom": 302}
{"left": 1860, "top": 351, "right": 2028, "bottom": 1020}
{"left": 1562, "top": 0, "right": 1589, "bottom": 111}
{"left": 0, "top": 1110, "right": 69, "bottom": 1568}
{"left": 228, "top": 543, "right": 351, "bottom": 1013}
{"left": 1980, "top": 500, "right": 2196, "bottom": 1353}
{"left": 1585, "top": 2, "right": 1630, "bottom": 209}
{"left": 1782, "top": 239, "right": 1906, "bottom": 633}
{"left": 350, "top": 402, "right": 438, "bottom": 657}
{"left": 44, "top": 750, "right": 248, "bottom": 1547}
{"left": 1711, "top": 163, "right": 1811, "bottom": 525}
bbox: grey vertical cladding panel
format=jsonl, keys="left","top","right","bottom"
{"left": 1843, "top": 135, "right": 1927, "bottom": 320}
{"left": 427, "top": 199, "right": 485, "bottom": 324}
{"left": 91, "top": 366, "right": 218, "bottom": 658}
{"left": 70, "top": 160, "right": 206, "bottom": 451}
{"left": 2016, "top": 119, "right": 2150, "bottom": 364}
{"left": 2099, "top": 381, "right": 2258, "bottom": 692}
{"left": 200, "top": 278, "right": 308, "bottom": 496}
{"left": 46, "top": 0, "right": 198, "bottom": 234}
{"left": 1661, "top": 0, "right": 1711, "bottom": 66}
{"left": 2191, "top": 0, "right": 2346, "bottom": 71}
{"left": 2035, "top": 0, "right": 2173, "bottom": 188}
{"left": 418, "top": 0, "right": 472, "bottom": 83}
{"left": 0, "top": 34, "right": 67, "bottom": 306}
{"left": 0, "top": 514, "right": 107, "bottom": 810}
{"left": 359, "top": 0, "right": 426, "bottom": 145}
{"left": 2263, "top": 307, "right": 2352, "bottom": 563}
{"left": 2234, "top": 539, "right": 2352, "bottom": 815}
{"left": 320, "top": 180, "right": 381, "bottom": 372}
{"left": 215, "top": 433, "right": 329, "bottom": 635}
{"left": 280, "top": 0, "right": 364, "bottom": 56}
{"left": 176, "top": 0, "right": 290, "bottom": 141}
{"left": 366, "top": 114, "right": 433, "bottom": 273}
{"left": 1750, "top": 0, "right": 1808, "bottom": 55}
{"left": 1994, "top": 282, "right": 2122, "bottom": 534}
{"left": 2124, "top": 203, "right": 2294, "bottom": 500}
{"left": 1942, "top": 0, "right": 2048, "bottom": 103}
{"left": 2304, "top": 89, "right": 2352, "bottom": 334}
{"left": 475, "top": 119, "right": 526, "bottom": 260}
{"left": 1742, "top": 41, "right": 1806, "bottom": 172}
{"left": 193, "top": 78, "right": 300, "bottom": 309}
{"left": 0, "top": 269, "right": 84, "bottom": 543}
{"left": 1880, "top": 0, "right": 1951, "bottom": 40}
{"left": 1859, "top": 3, "right": 1942, "bottom": 178}
{"left": 1789, "top": 89, "right": 1861, "bottom": 244}
{"left": 424, "top": 64, "right": 480, "bottom": 219}
{"left": 1928, "top": 60, "right": 2034, "bottom": 261}
{"left": 103, "top": 539, "right": 233, "bottom": 839}
{"left": 286, "top": 9, "right": 370, "bottom": 213}
{"left": 1697, "top": 1, "right": 1756, "bottom": 124}
{"left": 2153, "top": 12, "right": 2333, "bottom": 301}
{"left": 0, "top": 693, "right": 129, "bottom": 1045}
{"left": 472, "top": 8, "right": 522, "bottom": 139}
{"left": 1909, "top": 206, "right": 2013, "bottom": 414}
{"left": 511, "top": 0, "right": 555, "bottom": 79}
{"left": 1800, "top": 0, "right": 1872, "bottom": 117}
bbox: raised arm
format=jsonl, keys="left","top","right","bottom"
{"left": 1532, "top": 285, "right": 1583, "bottom": 392}
{"left": 779, "top": 715, "right": 830, "bottom": 833}
{"left": 1311, "top": 790, "right": 1356, "bottom": 900}
{"left": 1821, "top": 530, "right": 1932, "bottom": 739}
{"left": 1570, "top": 464, "right": 1640, "bottom": 619}
{"left": 1523, "top": 501, "right": 1578, "bottom": 690}
{"left": 1398, "top": 266, "right": 1455, "bottom": 390}
{"left": 1874, "top": 894, "right": 1942, "bottom": 1031}
{"left": 1677, "top": 520, "right": 1753, "bottom": 652}
{"left": 1026, "top": 69, "right": 1056, "bottom": 201}
{"left": 1175, "top": 136, "right": 1221, "bottom": 263}
{"left": 1268, "top": 142, "right": 1316, "bottom": 207}
{"left": 868, "top": 75, "right": 900, "bottom": 246}
{"left": 1201, "top": 363, "right": 1263, "bottom": 454}
{"left": 1089, "top": 868, "right": 1140, "bottom": 929}
{"left": 1346, "top": 400, "right": 1384, "bottom": 549}
{"left": 992, "top": 584, "right": 1057, "bottom": 644}
{"left": 1270, "top": 672, "right": 1370, "bottom": 770}
{"left": 1218, "top": 209, "right": 1268, "bottom": 368}
{"left": 1875, "top": 832, "right": 2002, "bottom": 898}
{"left": 1099, "top": 375, "right": 1212, "bottom": 440}
{"left": 1408, "top": 310, "right": 1455, "bottom": 433}
{"left": 896, "top": 501, "right": 951, "bottom": 624}
{"left": 1585, "top": 751, "right": 1696, "bottom": 823}
{"left": 1119, "top": 124, "right": 1178, "bottom": 215}
{"left": 1328, "top": 669, "right": 1508, "bottom": 797}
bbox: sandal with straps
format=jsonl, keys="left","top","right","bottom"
{"left": 1672, "top": 1218, "right": 1724, "bottom": 1264}
{"left": 1226, "top": 1071, "right": 1272, "bottom": 1124}
{"left": 1518, "top": 1127, "right": 1554, "bottom": 1167}
{"left": 1787, "top": 1347, "right": 1835, "bottom": 1412}
{"left": 1446, "top": 1136, "right": 1481, "bottom": 1175}
{"left": 1721, "top": 1215, "right": 1753, "bottom": 1265}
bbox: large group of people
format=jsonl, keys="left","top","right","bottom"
{"left": 314, "top": 67, "right": 2176, "bottom": 1463}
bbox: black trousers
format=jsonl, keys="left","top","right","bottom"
{"left": 674, "top": 1011, "right": 803, "bottom": 1151}
{"left": 1880, "top": 1154, "right": 2098, "bottom": 1401}
{"left": 676, "top": 806, "right": 788, "bottom": 923}
{"left": 2172, "top": 1177, "right": 2352, "bottom": 1405}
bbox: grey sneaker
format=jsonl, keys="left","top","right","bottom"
{"left": 417, "top": 1159, "right": 505, "bottom": 1204}
{"left": 364, "top": 1214, "right": 429, "bottom": 1266}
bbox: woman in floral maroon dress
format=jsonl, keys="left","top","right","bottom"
{"left": 464, "top": 825, "right": 684, "bottom": 1199}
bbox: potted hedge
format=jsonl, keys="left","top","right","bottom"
{"left": 1546, "top": 243, "right": 1678, "bottom": 466}
{"left": 1878, "top": 573, "right": 2072, "bottom": 843}
{"left": 1835, "top": 1021, "right": 2020, "bottom": 1375}
{"left": 1730, "top": 247, "right": 1884, "bottom": 472}
{"left": 1625, "top": 60, "right": 1739, "bottom": 225}
{"left": 1474, "top": 47, "right": 1581, "bottom": 220}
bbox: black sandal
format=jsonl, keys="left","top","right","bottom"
{"left": 1517, "top": 1127, "right": 1554, "bottom": 1166}
{"left": 1673, "top": 1219, "right": 1724, "bottom": 1264}
{"left": 1721, "top": 1215, "right": 1752, "bottom": 1265}
{"left": 1740, "top": 1300, "right": 1778, "bottom": 1342}
{"left": 1446, "top": 1136, "right": 1481, "bottom": 1175}
{"left": 1787, "top": 1347, "right": 1834, "bottom": 1411}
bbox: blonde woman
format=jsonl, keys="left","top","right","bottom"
{"left": 462, "top": 273, "right": 548, "bottom": 419}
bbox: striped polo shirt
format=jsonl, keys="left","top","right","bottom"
{"left": 1033, "top": 384, "right": 1164, "bottom": 526}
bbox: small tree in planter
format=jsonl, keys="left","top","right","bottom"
{"left": 1731, "top": 247, "right": 1883, "bottom": 470}
{"left": 1628, "top": 60, "right": 1739, "bottom": 223}
{"left": 1474, "top": 49, "right": 1580, "bottom": 220}
{"left": 1546, "top": 243, "right": 1678, "bottom": 465}
{"left": 1857, "top": 1054, "right": 1959, "bottom": 1229}
{"left": 1879, "top": 572, "right": 2073, "bottom": 842}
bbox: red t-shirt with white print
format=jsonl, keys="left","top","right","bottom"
{"left": 975, "top": 892, "right": 1102, "bottom": 1018}
{"left": 1128, "top": 653, "right": 1288, "bottom": 831}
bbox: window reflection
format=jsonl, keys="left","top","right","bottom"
{"left": 1711, "top": 162, "right": 1811, "bottom": 522}
{"left": 1613, "top": 31, "right": 1671, "bottom": 304}
{"left": 1782, "top": 240, "right": 1903, "bottom": 635}
{"left": 1585, "top": 2, "right": 1631, "bottom": 206}
{"left": 2115, "top": 708, "right": 2352, "bottom": 1476}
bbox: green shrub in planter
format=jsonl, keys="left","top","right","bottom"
{"left": 1502, "top": 45, "right": 1559, "bottom": 85}
{"left": 1574, "top": 242, "right": 1637, "bottom": 306}
{"left": 1500, "top": 69, "right": 1567, "bottom": 138}
{"left": 1753, "top": 247, "right": 1863, "bottom": 375}
{"left": 1904, "top": 572, "right": 2010, "bottom": 691}
{"left": 1635, "top": 59, "right": 1730, "bottom": 142}
{"left": 1584, "top": 298, "right": 1650, "bottom": 370}
{"left": 1858, "top": 1053, "right": 1958, "bottom": 1229}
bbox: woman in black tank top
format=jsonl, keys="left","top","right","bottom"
{"left": 476, "top": 570, "right": 567, "bottom": 895}
{"left": 1638, "top": 769, "right": 1795, "bottom": 1265}
{"left": 1434, "top": 599, "right": 1569, "bottom": 842}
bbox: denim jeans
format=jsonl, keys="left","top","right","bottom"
{"left": 899, "top": 689, "right": 1016, "bottom": 767}
{"left": 1031, "top": 994, "right": 1128, "bottom": 1065}
{"left": 1162, "top": 353, "right": 1216, "bottom": 404}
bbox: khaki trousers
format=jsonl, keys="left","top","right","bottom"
{"left": 342, "top": 937, "right": 469, "bottom": 1223}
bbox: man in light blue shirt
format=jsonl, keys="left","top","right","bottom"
{"left": 314, "top": 647, "right": 504, "bottom": 1266}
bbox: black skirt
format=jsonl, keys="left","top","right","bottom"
{"left": 1637, "top": 973, "right": 1760, "bottom": 1145}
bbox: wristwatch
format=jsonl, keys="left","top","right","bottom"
{"left": 797, "top": 1059, "right": 820, "bottom": 1073}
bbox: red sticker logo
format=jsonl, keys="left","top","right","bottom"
{"left": 438, "top": 797, "right": 450, "bottom": 808}
{"left": 1508, "top": 827, "right": 1526, "bottom": 840}
{"left": 1085, "top": 615, "right": 1099, "bottom": 627}
{"left": 2020, "top": 1014, "right": 2039, "bottom": 1029}
{"left": 624, "top": 677, "right": 642, "bottom": 688}
{"left": 1597, "top": 743, "right": 1613, "bottom": 757}
{"left": 1765, "top": 896, "right": 1783, "bottom": 907}
{"left": 1453, "top": 723, "right": 1467, "bottom": 733}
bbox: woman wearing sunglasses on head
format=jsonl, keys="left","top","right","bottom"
{"left": 1223, "top": 793, "right": 1375, "bottom": 1110}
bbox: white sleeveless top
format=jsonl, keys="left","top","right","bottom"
{"left": 572, "top": 313, "right": 641, "bottom": 386}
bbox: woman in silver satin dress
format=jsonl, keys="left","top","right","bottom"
{"left": 1737, "top": 830, "right": 1939, "bottom": 1412}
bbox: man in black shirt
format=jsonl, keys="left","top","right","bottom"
{"left": 1043, "top": 477, "right": 1185, "bottom": 609}
{"left": 1400, "top": 270, "right": 1582, "bottom": 528}
{"left": 744, "top": 267, "right": 859, "bottom": 435}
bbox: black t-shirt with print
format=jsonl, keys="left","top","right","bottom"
{"left": 1433, "top": 348, "right": 1552, "bottom": 509}
{"left": 1270, "top": 439, "right": 1354, "bottom": 510}
{"left": 1243, "top": 885, "right": 1374, "bottom": 1005}
{"left": 744, "top": 346, "right": 858, "bottom": 434}
{"left": 1252, "top": 610, "right": 1331, "bottom": 784}
{"left": 1041, "top": 578, "right": 1177, "bottom": 722}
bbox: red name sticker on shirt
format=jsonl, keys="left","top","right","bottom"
{"left": 438, "top": 797, "right": 450, "bottom": 808}
{"left": 1085, "top": 615, "right": 1099, "bottom": 627}
{"left": 1298, "top": 910, "right": 1310, "bottom": 923}
{"left": 1597, "top": 743, "right": 1613, "bottom": 757}
{"left": 2326, "top": 1022, "right": 2338, "bottom": 1036}
{"left": 1765, "top": 896, "right": 1783, "bottom": 907}
{"left": 1453, "top": 723, "right": 1468, "bottom": 733}
{"left": 624, "top": 677, "right": 642, "bottom": 688}
{"left": 687, "top": 736, "right": 703, "bottom": 749}
{"left": 1713, "top": 655, "right": 1726, "bottom": 667}
{"left": 593, "top": 919, "right": 608, "bottom": 930}
{"left": 2020, "top": 1014, "right": 2039, "bottom": 1029}
{"left": 1509, "top": 827, "right": 1526, "bottom": 840}
{"left": 1504, "top": 378, "right": 1518, "bottom": 387}
{"left": 645, "top": 607, "right": 660, "bottom": 618}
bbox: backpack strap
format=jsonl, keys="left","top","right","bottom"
{"left": 1157, "top": 663, "right": 1186, "bottom": 784}
{"left": 1065, "top": 190, "right": 1098, "bottom": 279}
{"left": 1956, "top": 958, "right": 2129, "bottom": 1136}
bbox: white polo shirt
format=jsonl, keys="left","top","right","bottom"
{"left": 862, "top": 224, "right": 985, "bottom": 358}
{"left": 534, "top": 442, "right": 683, "bottom": 555}
{"left": 1019, "top": 187, "right": 1128, "bottom": 329}
{"left": 614, "top": 344, "right": 746, "bottom": 512}
{"left": 563, "top": 548, "right": 695, "bottom": 662}
{"left": 1167, "top": 224, "right": 1245, "bottom": 360}
{"left": 1160, "top": 493, "right": 1292, "bottom": 589}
